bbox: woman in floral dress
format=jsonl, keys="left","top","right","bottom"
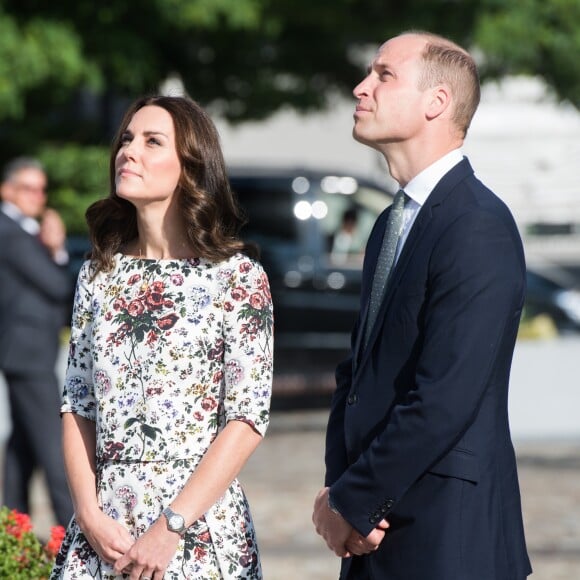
{"left": 51, "top": 95, "right": 273, "bottom": 580}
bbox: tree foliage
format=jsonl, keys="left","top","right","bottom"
{"left": 0, "top": 0, "right": 578, "bottom": 233}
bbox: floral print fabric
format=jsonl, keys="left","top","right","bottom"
{"left": 51, "top": 253, "right": 273, "bottom": 579}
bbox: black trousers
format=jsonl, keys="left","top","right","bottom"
{"left": 2, "top": 370, "right": 73, "bottom": 527}
{"left": 345, "top": 556, "right": 372, "bottom": 580}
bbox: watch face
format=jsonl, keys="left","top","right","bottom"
{"left": 169, "top": 514, "right": 184, "bottom": 529}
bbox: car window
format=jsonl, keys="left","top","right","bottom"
{"left": 230, "top": 177, "right": 298, "bottom": 242}
{"left": 317, "top": 182, "right": 392, "bottom": 269}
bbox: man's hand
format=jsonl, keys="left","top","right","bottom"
{"left": 344, "top": 519, "right": 389, "bottom": 556}
{"left": 39, "top": 208, "right": 67, "bottom": 261}
{"left": 312, "top": 487, "right": 353, "bottom": 557}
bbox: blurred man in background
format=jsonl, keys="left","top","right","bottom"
{"left": 0, "top": 157, "right": 73, "bottom": 526}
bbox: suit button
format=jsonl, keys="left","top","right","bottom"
{"left": 383, "top": 499, "right": 394, "bottom": 510}
{"left": 347, "top": 393, "right": 359, "bottom": 405}
{"left": 369, "top": 513, "right": 379, "bottom": 524}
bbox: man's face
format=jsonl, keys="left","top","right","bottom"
{"left": 1, "top": 167, "right": 48, "bottom": 218}
{"left": 352, "top": 34, "right": 429, "bottom": 149}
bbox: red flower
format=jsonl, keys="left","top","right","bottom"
{"left": 151, "top": 281, "right": 165, "bottom": 293}
{"left": 127, "top": 274, "right": 141, "bottom": 285}
{"left": 201, "top": 396, "right": 217, "bottom": 411}
{"left": 45, "top": 525, "right": 66, "bottom": 557}
{"left": 239, "top": 261, "right": 252, "bottom": 273}
{"left": 231, "top": 287, "right": 248, "bottom": 301}
{"left": 113, "top": 297, "right": 127, "bottom": 311}
{"left": 157, "top": 313, "right": 179, "bottom": 330}
{"left": 146, "top": 292, "right": 165, "bottom": 310}
{"left": 224, "top": 302, "right": 234, "bottom": 312}
{"left": 6, "top": 510, "right": 33, "bottom": 539}
{"left": 127, "top": 299, "right": 145, "bottom": 317}
{"left": 249, "top": 292, "right": 265, "bottom": 310}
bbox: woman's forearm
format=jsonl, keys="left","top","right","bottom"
{"left": 62, "top": 412, "right": 100, "bottom": 526}
{"left": 169, "top": 420, "right": 262, "bottom": 527}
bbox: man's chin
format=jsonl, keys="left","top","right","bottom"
{"left": 352, "top": 129, "right": 380, "bottom": 150}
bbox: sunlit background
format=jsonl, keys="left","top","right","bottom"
{"left": 1, "top": 1, "right": 579, "bottom": 578}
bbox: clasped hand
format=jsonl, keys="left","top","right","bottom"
{"left": 79, "top": 510, "right": 179, "bottom": 579}
{"left": 312, "top": 487, "right": 389, "bottom": 558}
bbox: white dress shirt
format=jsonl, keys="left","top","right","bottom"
{"left": 395, "top": 149, "right": 464, "bottom": 262}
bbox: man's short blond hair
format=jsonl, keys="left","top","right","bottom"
{"left": 403, "top": 31, "right": 480, "bottom": 138}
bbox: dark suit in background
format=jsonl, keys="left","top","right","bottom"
{"left": 0, "top": 158, "right": 73, "bottom": 526}
{"left": 313, "top": 32, "right": 531, "bottom": 579}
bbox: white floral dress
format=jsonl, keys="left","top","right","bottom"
{"left": 51, "top": 253, "right": 273, "bottom": 580}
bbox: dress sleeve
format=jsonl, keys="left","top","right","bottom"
{"left": 221, "top": 256, "right": 273, "bottom": 436}
{"left": 60, "top": 260, "right": 97, "bottom": 421}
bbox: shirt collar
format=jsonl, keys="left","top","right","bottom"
{"left": 1, "top": 201, "right": 24, "bottom": 221}
{"left": 1, "top": 201, "right": 40, "bottom": 235}
{"left": 401, "top": 149, "right": 464, "bottom": 207}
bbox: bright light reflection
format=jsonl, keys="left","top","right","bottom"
{"left": 321, "top": 176, "right": 340, "bottom": 193}
{"left": 338, "top": 177, "right": 358, "bottom": 194}
{"left": 294, "top": 200, "right": 312, "bottom": 220}
{"left": 327, "top": 272, "right": 346, "bottom": 289}
{"left": 312, "top": 200, "right": 328, "bottom": 219}
{"left": 292, "top": 176, "right": 310, "bottom": 194}
{"left": 321, "top": 175, "right": 358, "bottom": 195}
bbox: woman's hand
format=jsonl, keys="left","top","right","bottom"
{"left": 113, "top": 518, "right": 180, "bottom": 580}
{"left": 77, "top": 509, "right": 135, "bottom": 565}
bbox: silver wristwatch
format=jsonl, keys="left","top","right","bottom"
{"left": 162, "top": 506, "right": 187, "bottom": 536}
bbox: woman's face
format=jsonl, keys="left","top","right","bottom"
{"left": 114, "top": 105, "right": 182, "bottom": 207}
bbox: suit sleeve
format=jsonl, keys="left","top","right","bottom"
{"left": 6, "top": 232, "right": 71, "bottom": 302}
{"left": 324, "top": 348, "right": 354, "bottom": 486}
{"left": 329, "top": 208, "right": 525, "bottom": 536}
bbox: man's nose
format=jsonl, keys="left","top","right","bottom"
{"left": 353, "top": 75, "right": 372, "bottom": 98}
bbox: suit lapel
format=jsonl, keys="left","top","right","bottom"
{"left": 354, "top": 158, "right": 475, "bottom": 372}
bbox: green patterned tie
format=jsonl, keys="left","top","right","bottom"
{"left": 363, "top": 189, "right": 407, "bottom": 348}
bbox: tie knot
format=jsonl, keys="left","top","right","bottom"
{"left": 392, "top": 189, "right": 407, "bottom": 211}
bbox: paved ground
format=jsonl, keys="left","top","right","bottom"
{"left": 3, "top": 409, "right": 579, "bottom": 580}
{"left": 1, "top": 336, "right": 579, "bottom": 578}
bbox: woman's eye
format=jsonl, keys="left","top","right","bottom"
{"left": 148, "top": 137, "right": 161, "bottom": 146}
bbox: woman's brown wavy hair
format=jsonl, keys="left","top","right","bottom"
{"left": 86, "top": 95, "right": 256, "bottom": 274}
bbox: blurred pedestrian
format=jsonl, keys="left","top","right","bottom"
{"left": 313, "top": 31, "right": 531, "bottom": 579}
{"left": 331, "top": 208, "right": 360, "bottom": 263}
{"left": 0, "top": 157, "right": 74, "bottom": 527}
{"left": 51, "top": 95, "right": 273, "bottom": 580}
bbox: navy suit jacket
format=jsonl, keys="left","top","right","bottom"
{"left": 325, "top": 159, "right": 532, "bottom": 580}
{"left": 0, "top": 210, "right": 71, "bottom": 373}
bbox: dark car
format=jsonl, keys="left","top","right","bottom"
{"left": 65, "top": 168, "right": 580, "bottom": 394}
{"left": 524, "top": 263, "right": 580, "bottom": 332}
{"left": 228, "top": 166, "right": 395, "bottom": 379}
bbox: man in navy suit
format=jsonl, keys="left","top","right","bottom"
{"left": 313, "top": 31, "right": 531, "bottom": 579}
{"left": 0, "top": 157, "right": 73, "bottom": 526}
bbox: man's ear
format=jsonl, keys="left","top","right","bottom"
{"left": 425, "top": 85, "right": 451, "bottom": 121}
